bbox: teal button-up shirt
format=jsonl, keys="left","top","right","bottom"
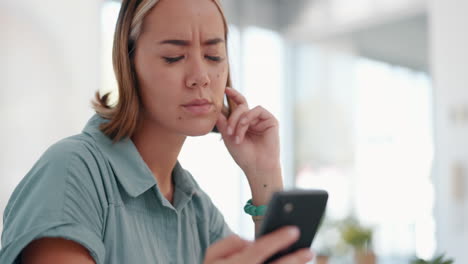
{"left": 0, "top": 114, "right": 232, "bottom": 264}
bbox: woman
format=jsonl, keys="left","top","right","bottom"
{"left": 0, "top": 0, "right": 314, "bottom": 263}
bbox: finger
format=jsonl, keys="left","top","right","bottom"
{"left": 234, "top": 113, "right": 253, "bottom": 144}
{"left": 248, "top": 118, "right": 278, "bottom": 134}
{"left": 238, "top": 226, "right": 300, "bottom": 263}
{"left": 242, "top": 106, "right": 274, "bottom": 124}
{"left": 225, "top": 87, "right": 248, "bottom": 107}
{"left": 215, "top": 112, "right": 228, "bottom": 136}
{"left": 237, "top": 117, "right": 264, "bottom": 143}
{"left": 236, "top": 106, "right": 278, "bottom": 141}
{"left": 236, "top": 119, "right": 271, "bottom": 144}
{"left": 226, "top": 104, "right": 248, "bottom": 137}
{"left": 269, "top": 248, "right": 314, "bottom": 264}
{"left": 234, "top": 110, "right": 263, "bottom": 143}
{"left": 248, "top": 118, "right": 262, "bottom": 129}
{"left": 204, "top": 234, "right": 250, "bottom": 262}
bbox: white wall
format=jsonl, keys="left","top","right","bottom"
{"left": 0, "top": 0, "right": 101, "bottom": 236}
{"left": 430, "top": 0, "right": 468, "bottom": 262}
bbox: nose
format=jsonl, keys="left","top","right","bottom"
{"left": 185, "top": 56, "right": 210, "bottom": 89}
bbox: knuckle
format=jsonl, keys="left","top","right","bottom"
{"left": 252, "top": 241, "right": 269, "bottom": 254}
{"left": 234, "top": 105, "right": 248, "bottom": 116}
{"left": 228, "top": 112, "right": 241, "bottom": 123}
{"left": 240, "top": 112, "right": 250, "bottom": 122}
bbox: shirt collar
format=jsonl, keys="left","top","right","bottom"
{"left": 82, "top": 114, "right": 198, "bottom": 198}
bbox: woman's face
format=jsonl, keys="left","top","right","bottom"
{"left": 134, "top": 0, "right": 228, "bottom": 136}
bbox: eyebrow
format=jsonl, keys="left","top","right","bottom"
{"left": 159, "top": 38, "right": 225, "bottom": 46}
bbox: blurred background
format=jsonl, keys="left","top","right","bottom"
{"left": 1, "top": 0, "right": 467, "bottom": 263}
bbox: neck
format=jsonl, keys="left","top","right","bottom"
{"left": 131, "top": 115, "right": 186, "bottom": 203}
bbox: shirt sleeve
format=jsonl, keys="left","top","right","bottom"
{"left": 0, "top": 138, "right": 107, "bottom": 264}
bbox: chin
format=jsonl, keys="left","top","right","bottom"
{"left": 184, "top": 127, "right": 214, "bottom": 137}
{"left": 181, "top": 120, "right": 217, "bottom": 137}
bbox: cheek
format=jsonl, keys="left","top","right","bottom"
{"left": 139, "top": 72, "right": 180, "bottom": 111}
{"left": 211, "top": 66, "right": 228, "bottom": 99}
{"left": 212, "top": 64, "right": 228, "bottom": 85}
{"left": 213, "top": 75, "right": 227, "bottom": 110}
{"left": 140, "top": 67, "right": 179, "bottom": 96}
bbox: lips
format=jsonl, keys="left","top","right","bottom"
{"left": 182, "top": 99, "right": 213, "bottom": 115}
{"left": 182, "top": 99, "right": 212, "bottom": 106}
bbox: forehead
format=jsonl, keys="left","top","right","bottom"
{"left": 142, "top": 0, "right": 225, "bottom": 40}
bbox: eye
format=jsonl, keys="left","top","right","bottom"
{"left": 205, "top": 55, "right": 223, "bottom": 62}
{"left": 163, "top": 56, "right": 184, "bottom": 64}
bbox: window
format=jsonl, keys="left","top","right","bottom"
{"left": 294, "top": 44, "right": 435, "bottom": 262}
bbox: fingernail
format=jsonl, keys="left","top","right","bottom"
{"left": 288, "top": 226, "right": 300, "bottom": 237}
{"left": 235, "top": 136, "right": 240, "bottom": 144}
{"left": 227, "top": 127, "right": 233, "bottom": 135}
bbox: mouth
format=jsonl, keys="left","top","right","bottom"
{"left": 182, "top": 99, "right": 214, "bottom": 115}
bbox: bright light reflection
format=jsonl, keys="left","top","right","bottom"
{"left": 355, "top": 58, "right": 435, "bottom": 258}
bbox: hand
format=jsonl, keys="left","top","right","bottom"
{"left": 203, "top": 226, "right": 314, "bottom": 264}
{"left": 216, "top": 87, "right": 281, "bottom": 179}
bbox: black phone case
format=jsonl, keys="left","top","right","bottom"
{"left": 257, "top": 189, "right": 328, "bottom": 263}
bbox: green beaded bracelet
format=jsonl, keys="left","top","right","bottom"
{"left": 243, "top": 199, "right": 267, "bottom": 216}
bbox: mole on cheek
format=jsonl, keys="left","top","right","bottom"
{"left": 178, "top": 116, "right": 182, "bottom": 120}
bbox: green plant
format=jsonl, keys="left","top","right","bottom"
{"left": 338, "top": 217, "right": 373, "bottom": 251}
{"left": 410, "top": 254, "right": 454, "bottom": 264}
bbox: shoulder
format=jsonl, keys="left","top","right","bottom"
{"left": 41, "top": 134, "right": 102, "bottom": 167}
{"left": 8, "top": 134, "right": 107, "bottom": 200}
{"left": 1, "top": 134, "right": 108, "bottom": 264}
{"left": 30, "top": 133, "right": 109, "bottom": 188}
{"left": 3, "top": 134, "right": 108, "bottom": 227}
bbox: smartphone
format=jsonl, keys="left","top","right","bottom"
{"left": 257, "top": 189, "right": 328, "bottom": 263}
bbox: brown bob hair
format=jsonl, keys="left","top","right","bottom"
{"left": 93, "top": 0, "right": 234, "bottom": 142}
